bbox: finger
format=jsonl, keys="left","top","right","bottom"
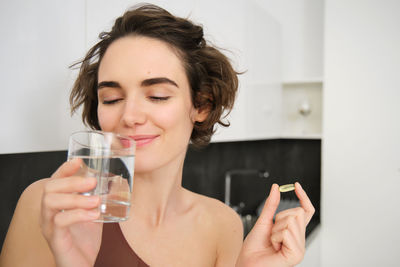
{"left": 51, "top": 158, "right": 83, "bottom": 179}
{"left": 42, "top": 194, "right": 100, "bottom": 228}
{"left": 272, "top": 215, "right": 304, "bottom": 248}
{"left": 272, "top": 215, "right": 300, "bottom": 235}
{"left": 270, "top": 228, "right": 287, "bottom": 252}
{"left": 44, "top": 176, "right": 97, "bottom": 194}
{"left": 274, "top": 207, "right": 306, "bottom": 230}
{"left": 42, "top": 193, "right": 100, "bottom": 212}
{"left": 271, "top": 236, "right": 281, "bottom": 251}
{"left": 294, "top": 182, "right": 315, "bottom": 225}
{"left": 255, "top": 183, "right": 280, "bottom": 227}
{"left": 243, "top": 184, "right": 280, "bottom": 251}
{"left": 53, "top": 208, "right": 100, "bottom": 228}
{"left": 41, "top": 192, "right": 100, "bottom": 236}
{"left": 271, "top": 228, "right": 304, "bottom": 265}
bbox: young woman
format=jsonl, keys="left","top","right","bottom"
{"left": 0, "top": 4, "right": 314, "bottom": 267}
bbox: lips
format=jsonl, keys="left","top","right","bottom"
{"left": 129, "top": 135, "right": 159, "bottom": 147}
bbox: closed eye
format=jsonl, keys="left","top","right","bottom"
{"left": 102, "top": 99, "right": 122, "bottom": 105}
{"left": 149, "top": 96, "right": 170, "bottom": 102}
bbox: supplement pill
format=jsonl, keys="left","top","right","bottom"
{"left": 279, "top": 184, "right": 295, "bottom": 193}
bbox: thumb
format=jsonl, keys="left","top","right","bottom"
{"left": 243, "top": 184, "right": 280, "bottom": 251}
{"left": 256, "top": 183, "right": 280, "bottom": 227}
{"left": 51, "top": 158, "right": 82, "bottom": 179}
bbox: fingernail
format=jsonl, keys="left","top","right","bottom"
{"left": 296, "top": 182, "right": 303, "bottom": 190}
{"left": 85, "top": 177, "right": 97, "bottom": 185}
{"left": 72, "top": 158, "right": 82, "bottom": 165}
{"left": 88, "top": 196, "right": 99, "bottom": 204}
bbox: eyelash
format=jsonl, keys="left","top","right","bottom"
{"left": 149, "top": 96, "right": 170, "bottom": 102}
{"left": 102, "top": 96, "right": 170, "bottom": 105}
{"left": 102, "top": 99, "right": 121, "bottom": 105}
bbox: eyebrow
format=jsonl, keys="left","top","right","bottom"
{"left": 97, "top": 81, "right": 121, "bottom": 90}
{"left": 141, "top": 77, "right": 179, "bottom": 88}
{"left": 97, "top": 77, "right": 179, "bottom": 90}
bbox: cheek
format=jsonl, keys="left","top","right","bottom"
{"left": 97, "top": 107, "right": 117, "bottom": 131}
{"left": 157, "top": 101, "right": 194, "bottom": 133}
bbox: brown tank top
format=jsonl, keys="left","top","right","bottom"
{"left": 94, "top": 223, "right": 149, "bottom": 267}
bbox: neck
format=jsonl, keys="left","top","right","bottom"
{"left": 130, "top": 153, "right": 188, "bottom": 227}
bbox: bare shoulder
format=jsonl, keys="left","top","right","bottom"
{"left": 0, "top": 178, "right": 54, "bottom": 265}
{"left": 14, "top": 178, "right": 48, "bottom": 215}
{"left": 21, "top": 177, "right": 48, "bottom": 200}
{"left": 185, "top": 190, "right": 243, "bottom": 266}
{"left": 193, "top": 192, "right": 242, "bottom": 228}
{"left": 6, "top": 178, "right": 48, "bottom": 225}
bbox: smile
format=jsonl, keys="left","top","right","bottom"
{"left": 130, "top": 135, "right": 159, "bottom": 148}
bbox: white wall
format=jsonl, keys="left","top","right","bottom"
{"left": 0, "top": 0, "right": 87, "bottom": 154}
{"left": 322, "top": 0, "right": 400, "bottom": 266}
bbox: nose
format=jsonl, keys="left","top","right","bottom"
{"left": 121, "top": 97, "right": 147, "bottom": 127}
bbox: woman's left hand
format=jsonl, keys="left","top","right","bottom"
{"left": 236, "top": 182, "right": 315, "bottom": 267}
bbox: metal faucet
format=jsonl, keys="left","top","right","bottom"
{"left": 224, "top": 169, "right": 269, "bottom": 208}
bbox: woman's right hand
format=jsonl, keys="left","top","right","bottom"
{"left": 40, "top": 158, "right": 102, "bottom": 267}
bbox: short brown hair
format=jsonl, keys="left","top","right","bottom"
{"left": 70, "top": 3, "right": 238, "bottom": 148}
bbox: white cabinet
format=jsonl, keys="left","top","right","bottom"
{"left": 213, "top": 1, "right": 282, "bottom": 142}
{"left": 281, "top": 80, "right": 323, "bottom": 139}
{"left": 252, "top": 0, "right": 324, "bottom": 139}
{"left": 254, "top": 0, "right": 324, "bottom": 82}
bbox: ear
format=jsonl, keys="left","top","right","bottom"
{"left": 191, "top": 107, "right": 209, "bottom": 123}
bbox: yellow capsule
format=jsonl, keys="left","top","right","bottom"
{"left": 279, "top": 184, "right": 295, "bottom": 193}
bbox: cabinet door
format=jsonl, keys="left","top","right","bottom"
{"left": 243, "top": 2, "right": 282, "bottom": 140}
{"left": 212, "top": 1, "right": 282, "bottom": 142}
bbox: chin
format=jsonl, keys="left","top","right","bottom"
{"left": 134, "top": 157, "right": 163, "bottom": 174}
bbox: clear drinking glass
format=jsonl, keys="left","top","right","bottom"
{"left": 68, "top": 131, "right": 135, "bottom": 222}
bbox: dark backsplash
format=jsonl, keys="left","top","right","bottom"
{"left": 182, "top": 139, "right": 321, "bottom": 237}
{"left": 183, "top": 139, "right": 321, "bottom": 215}
{"left": 0, "top": 138, "right": 320, "bottom": 248}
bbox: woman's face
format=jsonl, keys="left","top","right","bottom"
{"left": 97, "top": 36, "right": 203, "bottom": 173}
